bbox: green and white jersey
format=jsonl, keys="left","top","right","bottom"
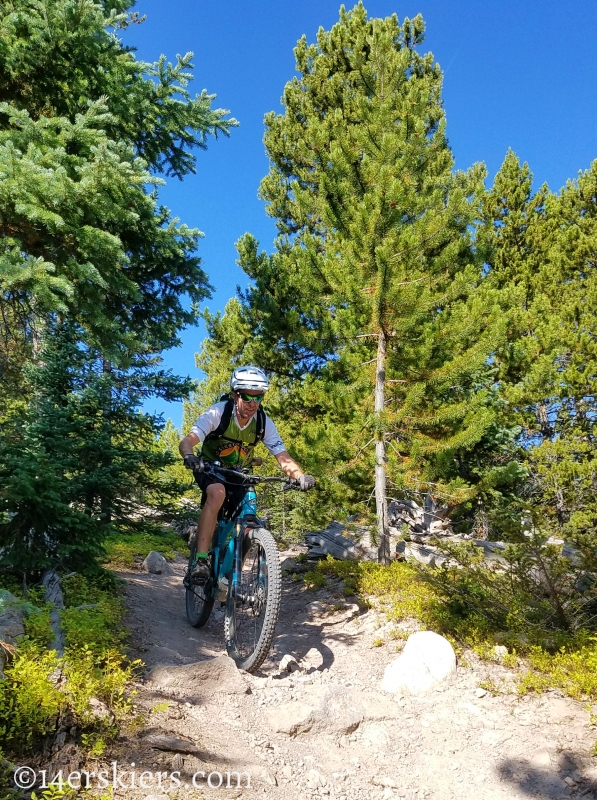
{"left": 190, "top": 402, "right": 286, "bottom": 467}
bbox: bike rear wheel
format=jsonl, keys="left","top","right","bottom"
{"left": 185, "top": 533, "right": 214, "bottom": 628}
{"left": 224, "top": 527, "right": 281, "bottom": 673}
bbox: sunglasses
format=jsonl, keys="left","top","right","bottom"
{"left": 237, "top": 391, "right": 264, "bottom": 403}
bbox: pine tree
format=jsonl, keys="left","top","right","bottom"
{"left": 453, "top": 151, "right": 597, "bottom": 630}
{"left": 205, "top": 4, "right": 501, "bottom": 560}
{"left": 0, "top": 0, "right": 236, "bottom": 371}
{"left": 0, "top": 323, "right": 193, "bottom": 574}
{"left": 0, "top": 0, "right": 237, "bottom": 574}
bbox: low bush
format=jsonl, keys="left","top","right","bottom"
{"left": 0, "top": 645, "right": 63, "bottom": 751}
{"left": 0, "top": 570, "right": 141, "bottom": 757}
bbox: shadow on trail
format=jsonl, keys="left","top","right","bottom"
{"left": 119, "top": 560, "right": 224, "bottom": 670}
{"left": 262, "top": 575, "right": 368, "bottom": 674}
{"left": 496, "top": 751, "right": 596, "bottom": 799}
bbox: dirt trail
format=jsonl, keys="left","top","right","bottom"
{"left": 110, "top": 552, "right": 597, "bottom": 800}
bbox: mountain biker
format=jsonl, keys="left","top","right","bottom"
{"left": 179, "top": 366, "right": 315, "bottom": 580}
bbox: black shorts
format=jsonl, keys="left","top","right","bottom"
{"left": 194, "top": 468, "right": 247, "bottom": 515}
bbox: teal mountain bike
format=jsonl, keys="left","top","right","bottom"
{"left": 183, "top": 461, "right": 299, "bottom": 673}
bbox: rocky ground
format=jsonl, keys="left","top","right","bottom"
{"left": 100, "top": 550, "right": 597, "bottom": 800}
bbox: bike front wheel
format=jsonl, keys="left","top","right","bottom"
{"left": 185, "top": 533, "right": 214, "bottom": 628}
{"left": 224, "top": 527, "right": 281, "bottom": 673}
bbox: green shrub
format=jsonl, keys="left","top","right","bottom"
{"left": 303, "top": 569, "right": 326, "bottom": 590}
{"left": 0, "top": 571, "right": 141, "bottom": 758}
{"left": 0, "top": 646, "right": 64, "bottom": 751}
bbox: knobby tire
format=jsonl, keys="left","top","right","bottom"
{"left": 185, "top": 532, "right": 214, "bottom": 628}
{"left": 224, "top": 527, "right": 281, "bottom": 673}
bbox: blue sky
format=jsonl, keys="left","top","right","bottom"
{"left": 123, "top": 1, "right": 597, "bottom": 429}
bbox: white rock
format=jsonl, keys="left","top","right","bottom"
{"left": 88, "top": 697, "right": 114, "bottom": 721}
{"left": 306, "top": 769, "right": 325, "bottom": 789}
{"left": 372, "top": 776, "right": 398, "bottom": 788}
{"left": 529, "top": 748, "right": 552, "bottom": 769}
{"left": 143, "top": 551, "right": 170, "bottom": 574}
{"left": 148, "top": 655, "right": 248, "bottom": 700}
{"left": 380, "top": 631, "right": 456, "bottom": 695}
{"left": 279, "top": 654, "right": 300, "bottom": 673}
{"left": 302, "top": 647, "right": 324, "bottom": 670}
{"left": 493, "top": 644, "right": 508, "bottom": 658}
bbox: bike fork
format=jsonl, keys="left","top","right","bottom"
{"left": 232, "top": 524, "right": 244, "bottom": 592}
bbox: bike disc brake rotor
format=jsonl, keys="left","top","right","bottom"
{"left": 233, "top": 541, "right": 268, "bottom": 656}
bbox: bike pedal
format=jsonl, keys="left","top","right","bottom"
{"left": 192, "top": 575, "right": 208, "bottom": 586}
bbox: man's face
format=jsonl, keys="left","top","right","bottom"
{"left": 233, "top": 389, "right": 265, "bottom": 417}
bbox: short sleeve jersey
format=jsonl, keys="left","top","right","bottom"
{"left": 190, "top": 402, "right": 286, "bottom": 467}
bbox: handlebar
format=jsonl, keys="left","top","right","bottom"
{"left": 201, "top": 461, "right": 301, "bottom": 491}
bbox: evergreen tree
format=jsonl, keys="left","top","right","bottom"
{"left": 200, "top": 4, "right": 500, "bottom": 560}
{"left": 0, "top": 323, "right": 191, "bottom": 574}
{"left": 0, "top": 0, "right": 237, "bottom": 575}
{"left": 0, "top": 0, "right": 236, "bottom": 371}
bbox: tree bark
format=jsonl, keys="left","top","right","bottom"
{"left": 375, "top": 329, "right": 390, "bottom": 564}
{"left": 100, "top": 356, "right": 113, "bottom": 525}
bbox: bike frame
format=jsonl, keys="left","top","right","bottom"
{"left": 207, "top": 473, "right": 263, "bottom": 599}
{"left": 191, "top": 462, "right": 296, "bottom": 602}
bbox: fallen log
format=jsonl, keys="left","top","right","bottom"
{"left": 305, "top": 521, "right": 376, "bottom": 561}
{"left": 42, "top": 569, "right": 65, "bottom": 656}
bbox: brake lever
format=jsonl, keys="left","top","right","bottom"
{"left": 282, "top": 479, "right": 300, "bottom": 492}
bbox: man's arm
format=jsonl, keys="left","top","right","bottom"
{"left": 180, "top": 403, "right": 226, "bottom": 458}
{"left": 179, "top": 432, "right": 200, "bottom": 457}
{"left": 274, "top": 450, "right": 304, "bottom": 479}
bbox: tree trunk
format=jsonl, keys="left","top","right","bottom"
{"left": 375, "top": 330, "right": 390, "bottom": 564}
{"left": 100, "top": 356, "right": 113, "bottom": 525}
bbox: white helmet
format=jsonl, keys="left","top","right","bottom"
{"left": 230, "top": 365, "right": 270, "bottom": 393}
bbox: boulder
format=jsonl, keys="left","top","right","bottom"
{"left": 265, "top": 701, "right": 316, "bottom": 736}
{"left": 143, "top": 551, "right": 171, "bottom": 574}
{"left": 280, "top": 557, "right": 309, "bottom": 574}
{"left": 381, "top": 631, "right": 456, "bottom": 695}
{"left": 87, "top": 697, "right": 114, "bottom": 723}
{"left": 0, "top": 591, "right": 26, "bottom": 678}
{"left": 493, "top": 645, "right": 508, "bottom": 659}
{"left": 265, "top": 684, "right": 364, "bottom": 736}
{"left": 147, "top": 655, "right": 248, "bottom": 701}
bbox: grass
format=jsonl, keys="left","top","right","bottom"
{"left": 103, "top": 528, "right": 189, "bottom": 568}
{"left": 306, "top": 555, "right": 597, "bottom": 704}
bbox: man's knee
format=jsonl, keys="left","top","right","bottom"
{"left": 204, "top": 483, "right": 226, "bottom": 507}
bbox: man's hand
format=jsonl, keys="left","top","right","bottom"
{"left": 183, "top": 453, "right": 204, "bottom": 473}
{"left": 298, "top": 474, "right": 315, "bottom": 491}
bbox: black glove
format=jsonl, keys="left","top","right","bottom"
{"left": 183, "top": 453, "right": 204, "bottom": 473}
{"left": 298, "top": 474, "right": 315, "bottom": 491}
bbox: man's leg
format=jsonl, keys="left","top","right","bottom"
{"left": 197, "top": 482, "right": 226, "bottom": 554}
